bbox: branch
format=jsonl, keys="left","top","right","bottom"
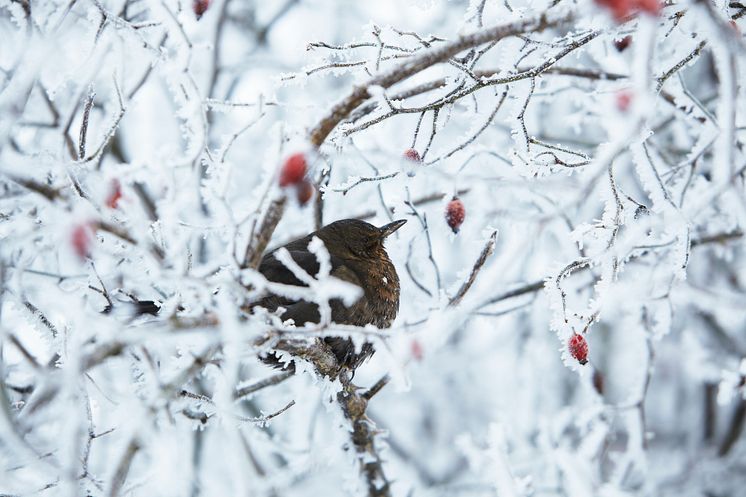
{"left": 478, "top": 230, "right": 745, "bottom": 310}
{"left": 270, "top": 337, "right": 341, "bottom": 378}
{"left": 233, "top": 370, "right": 294, "bottom": 400}
{"left": 330, "top": 171, "right": 399, "bottom": 195}
{"left": 337, "top": 371, "right": 391, "bottom": 497}
{"left": 248, "top": 10, "right": 574, "bottom": 274}
{"left": 362, "top": 374, "right": 390, "bottom": 400}
{"left": 243, "top": 195, "right": 288, "bottom": 269}
{"left": 718, "top": 398, "right": 746, "bottom": 456}
{"left": 344, "top": 30, "right": 600, "bottom": 136}
{"left": 78, "top": 85, "right": 95, "bottom": 160}
{"left": 308, "top": 8, "right": 575, "bottom": 147}
{"left": 94, "top": 220, "right": 165, "bottom": 261}
{"left": 354, "top": 188, "right": 471, "bottom": 221}
{"left": 2, "top": 173, "right": 62, "bottom": 201}
{"left": 347, "top": 64, "right": 625, "bottom": 125}
{"left": 260, "top": 335, "right": 392, "bottom": 495}
{"left": 404, "top": 192, "right": 442, "bottom": 293}
{"left": 655, "top": 40, "right": 707, "bottom": 93}
{"left": 107, "top": 438, "right": 140, "bottom": 497}
{"left": 448, "top": 230, "right": 497, "bottom": 307}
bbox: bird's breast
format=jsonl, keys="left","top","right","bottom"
{"left": 354, "top": 255, "right": 400, "bottom": 328}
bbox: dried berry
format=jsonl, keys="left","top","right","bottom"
{"left": 279, "top": 153, "right": 308, "bottom": 187}
{"left": 296, "top": 180, "right": 315, "bottom": 206}
{"left": 568, "top": 333, "right": 589, "bottom": 365}
{"left": 72, "top": 224, "right": 93, "bottom": 260}
{"left": 106, "top": 179, "right": 122, "bottom": 209}
{"left": 594, "top": 0, "right": 660, "bottom": 22}
{"left": 595, "top": 0, "right": 632, "bottom": 22}
{"left": 445, "top": 197, "right": 465, "bottom": 234}
{"left": 193, "top": 0, "right": 210, "bottom": 19}
{"left": 616, "top": 90, "right": 633, "bottom": 112}
{"left": 403, "top": 148, "right": 422, "bottom": 163}
{"left": 614, "top": 35, "right": 632, "bottom": 52}
{"left": 411, "top": 339, "right": 423, "bottom": 362}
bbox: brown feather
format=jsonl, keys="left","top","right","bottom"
{"left": 254, "top": 219, "right": 404, "bottom": 370}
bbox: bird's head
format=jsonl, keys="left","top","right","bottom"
{"left": 316, "top": 218, "right": 406, "bottom": 260}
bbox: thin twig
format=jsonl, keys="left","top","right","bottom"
{"left": 362, "top": 374, "right": 390, "bottom": 400}
{"left": 330, "top": 171, "right": 399, "bottom": 195}
{"left": 78, "top": 85, "right": 96, "bottom": 160}
{"left": 233, "top": 371, "right": 294, "bottom": 400}
{"left": 449, "top": 231, "right": 497, "bottom": 307}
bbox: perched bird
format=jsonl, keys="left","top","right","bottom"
{"left": 256, "top": 218, "right": 406, "bottom": 369}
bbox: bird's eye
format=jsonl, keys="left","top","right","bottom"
{"left": 343, "top": 239, "right": 375, "bottom": 258}
{"left": 344, "top": 241, "right": 364, "bottom": 257}
{"left": 366, "top": 239, "right": 381, "bottom": 252}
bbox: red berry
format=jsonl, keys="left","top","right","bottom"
{"left": 616, "top": 90, "right": 633, "bottom": 112}
{"left": 568, "top": 333, "right": 589, "bottom": 365}
{"left": 614, "top": 35, "right": 632, "bottom": 52}
{"left": 403, "top": 148, "right": 421, "bottom": 163}
{"left": 635, "top": 0, "right": 661, "bottom": 16}
{"left": 295, "top": 180, "right": 315, "bottom": 206}
{"left": 445, "top": 197, "right": 465, "bottom": 234}
{"left": 193, "top": 0, "right": 210, "bottom": 19}
{"left": 595, "top": 0, "right": 632, "bottom": 22}
{"left": 410, "top": 340, "right": 423, "bottom": 361}
{"left": 595, "top": 0, "right": 660, "bottom": 22}
{"left": 279, "top": 153, "right": 307, "bottom": 187}
{"left": 71, "top": 224, "right": 93, "bottom": 260}
{"left": 105, "top": 179, "right": 122, "bottom": 209}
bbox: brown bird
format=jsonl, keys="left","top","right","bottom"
{"left": 256, "top": 218, "right": 406, "bottom": 369}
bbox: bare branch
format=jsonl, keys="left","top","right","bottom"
{"left": 78, "top": 85, "right": 95, "bottom": 160}
{"left": 449, "top": 230, "right": 498, "bottom": 307}
{"left": 309, "top": 8, "right": 576, "bottom": 147}
{"left": 330, "top": 171, "right": 399, "bottom": 195}
{"left": 107, "top": 438, "right": 140, "bottom": 497}
{"left": 243, "top": 195, "right": 288, "bottom": 269}
{"left": 233, "top": 371, "right": 294, "bottom": 400}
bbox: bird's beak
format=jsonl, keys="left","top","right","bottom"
{"left": 379, "top": 219, "right": 407, "bottom": 238}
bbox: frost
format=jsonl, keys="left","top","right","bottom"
{"left": 1, "top": 1, "right": 744, "bottom": 496}
{"left": 0, "top": 0, "right": 28, "bottom": 29}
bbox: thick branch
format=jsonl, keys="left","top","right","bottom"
{"left": 108, "top": 438, "right": 140, "bottom": 497}
{"left": 261, "top": 335, "right": 391, "bottom": 495}
{"left": 337, "top": 372, "right": 391, "bottom": 497}
{"left": 243, "top": 195, "right": 288, "bottom": 269}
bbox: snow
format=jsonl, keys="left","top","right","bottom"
{"left": 1, "top": 0, "right": 745, "bottom": 496}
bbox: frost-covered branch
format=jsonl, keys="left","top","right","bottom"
{"left": 3, "top": 1, "right": 746, "bottom": 495}
{"left": 309, "top": 7, "right": 576, "bottom": 146}
{"left": 449, "top": 230, "right": 497, "bottom": 307}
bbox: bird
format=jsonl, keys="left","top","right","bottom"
{"left": 255, "top": 218, "right": 406, "bottom": 370}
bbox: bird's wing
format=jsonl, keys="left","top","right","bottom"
{"left": 260, "top": 249, "right": 363, "bottom": 286}
{"left": 259, "top": 249, "right": 357, "bottom": 285}
{"left": 257, "top": 250, "right": 363, "bottom": 325}
{"left": 278, "top": 234, "right": 316, "bottom": 253}
{"left": 258, "top": 249, "right": 318, "bottom": 287}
